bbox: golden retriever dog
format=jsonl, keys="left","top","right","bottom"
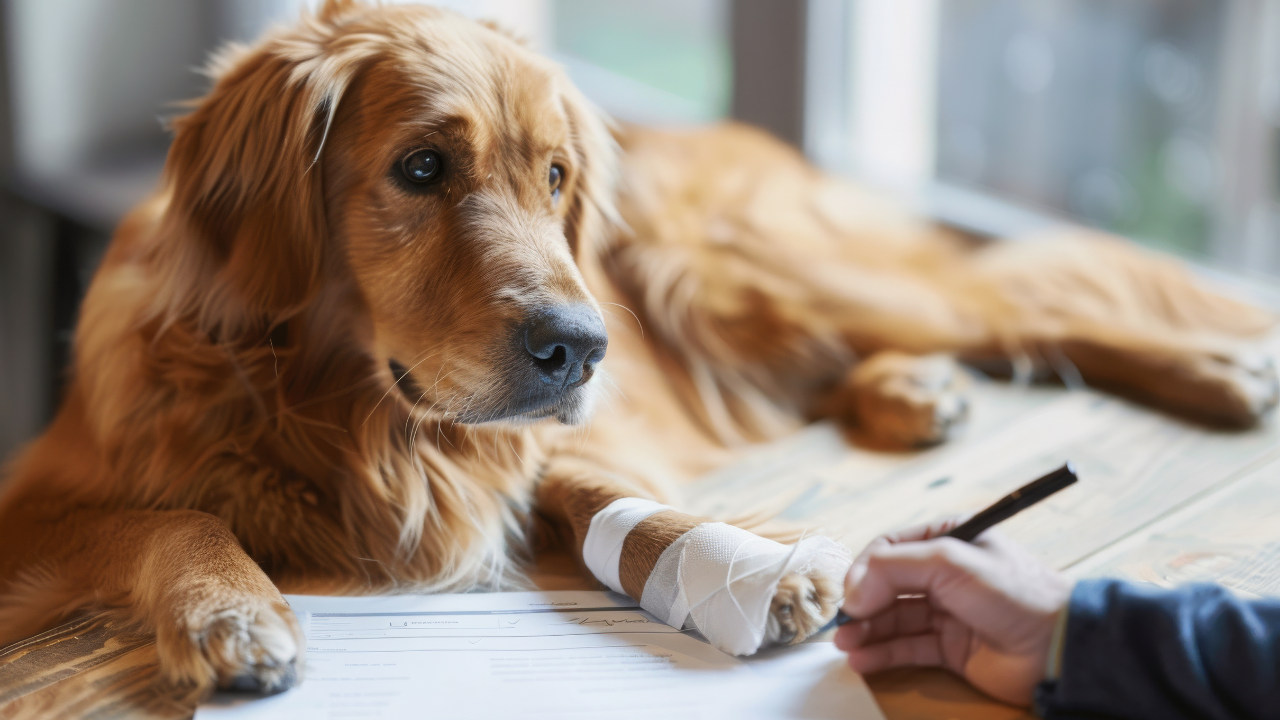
{"left": 1, "top": 0, "right": 1275, "bottom": 694}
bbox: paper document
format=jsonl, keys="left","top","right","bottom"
{"left": 195, "top": 591, "right": 884, "bottom": 720}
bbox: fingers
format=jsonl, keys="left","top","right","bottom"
{"left": 843, "top": 632, "right": 946, "bottom": 675}
{"left": 842, "top": 537, "right": 982, "bottom": 619}
{"left": 835, "top": 597, "right": 937, "bottom": 650}
{"left": 844, "top": 516, "right": 972, "bottom": 594}
{"left": 836, "top": 600, "right": 975, "bottom": 678}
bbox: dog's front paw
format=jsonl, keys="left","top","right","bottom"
{"left": 764, "top": 571, "right": 842, "bottom": 646}
{"left": 158, "top": 598, "right": 303, "bottom": 693}
{"left": 824, "top": 352, "right": 970, "bottom": 449}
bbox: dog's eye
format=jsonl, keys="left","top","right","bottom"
{"left": 401, "top": 150, "right": 442, "bottom": 184}
{"left": 549, "top": 164, "right": 564, "bottom": 202}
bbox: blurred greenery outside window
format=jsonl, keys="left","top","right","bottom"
{"left": 551, "top": 0, "right": 731, "bottom": 124}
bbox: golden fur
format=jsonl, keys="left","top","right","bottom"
{"left": 1, "top": 0, "right": 1275, "bottom": 693}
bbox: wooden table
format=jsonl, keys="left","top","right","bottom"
{"left": 4, "top": 351, "right": 1279, "bottom": 719}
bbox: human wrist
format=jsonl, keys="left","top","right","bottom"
{"left": 1043, "top": 603, "right": 1069, "bottom": 681}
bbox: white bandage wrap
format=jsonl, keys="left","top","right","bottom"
{"left": 640, "top": 523, "right": 851, "bottom": 656}
{"left": 582, "top": 497, "right": 672, "bottom": 595}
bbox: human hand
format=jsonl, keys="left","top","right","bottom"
{"left": 834, "top": 520, "right": 1072, "bottom": 706}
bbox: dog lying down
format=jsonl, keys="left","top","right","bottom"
{"left": 1, "top": 0, "right": 1276, "bottom": 694}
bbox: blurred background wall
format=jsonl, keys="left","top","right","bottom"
{"left": 2, "top": 0, "right": 1279, "bottom": 460}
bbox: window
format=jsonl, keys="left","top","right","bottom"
{"left": 822, "top": 0, "right": 1280, "bottom": 279}
{"left": 938, "top": 1, "right": 1226, "bottom": 257}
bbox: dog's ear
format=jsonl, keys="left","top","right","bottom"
{"left": 558, "top": 82, "right": 620, "bottom": 262}
{"left": 164, "top": 33, "right": 355, "bottom": 321}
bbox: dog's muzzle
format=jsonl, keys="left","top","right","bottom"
{"left": 390, "top": 304, "right": 608, "bottom": 424}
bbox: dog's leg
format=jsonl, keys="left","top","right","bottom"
{"left": 972, "top": 233, "right": 1279, "bottom": 427}
{"left": 613, "top": 125, "right": 1278, "bottom": 431}
{"left": 815, "top": 350, "right": 971, "bottom": 449}
{"left": 1042, "top": 333, "right": 1278, "bottom": 427}
{"left": 0, "top": 508, "right": 301, "bottom": 693}
{"left": 533, "top": 457, "right": 846, "bottom": 653}
{"left": 609, "top": 125, "right": 992, "bottom": 445}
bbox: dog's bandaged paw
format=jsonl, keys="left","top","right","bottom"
{"left": 583, "top": 497, "right": 673, "bottom": 594}
{"left": 641, "top": 524, "right": 849, "bottom": 655}
{"left": 583, "top": 499, "right": 850, "bottom": 656}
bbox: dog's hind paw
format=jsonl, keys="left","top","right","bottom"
{"left": 159, "top": 599, "right": 303, "bottom": 693}
{"left": 764, "top": 571, "right": 842, "bottom": 646}
{"left": 1213, "top": 349, "right": 1279, "bottom": 426}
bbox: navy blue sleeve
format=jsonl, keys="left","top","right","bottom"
{"left": 1034, "top": 578, "right": 1280, "bottom": 720}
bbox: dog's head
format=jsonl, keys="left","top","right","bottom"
{"left": 164, "top": 1, "right": 616, "bottom": 425}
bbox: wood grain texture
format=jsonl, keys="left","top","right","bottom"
{"left": 0, "top": 616, "right": 191, "bottom": 720}
{"left": 683, "top": 383, "right": 1280, "bottom": 573}
{"left": 1072, "top": 454, "right": 1280, "bottom": 595}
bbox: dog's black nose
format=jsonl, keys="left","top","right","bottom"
{"left": 524, "top": 305, "right": 608, "bottom": 388}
